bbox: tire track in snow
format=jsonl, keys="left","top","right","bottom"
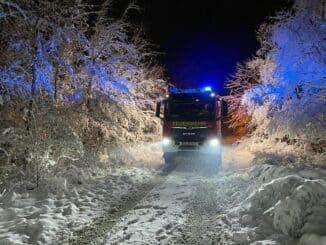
{"left": 60, "top": 169, "right": 170, "bottom": 245}
{"left": 102, "top": 165, "right": 194, "bottom": 245}
{"left": 177, "top": 179, "right": 233, "bottom": 244}
{"left": 63, "top": 159, "right": 233, "bottom": 245}
{"left": 102, "top": 159, "right": 226, "bottom": 245}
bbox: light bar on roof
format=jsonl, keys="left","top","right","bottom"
{"left": 169, "top": 87, "right": 214, "bottom": 94}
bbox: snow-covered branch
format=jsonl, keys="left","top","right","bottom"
{"left": 0, "top": 0, "right": 27, "bottom": 19}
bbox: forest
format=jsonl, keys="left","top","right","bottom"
{"left": 0, "top": 0, "right": 325, "bottom": 244}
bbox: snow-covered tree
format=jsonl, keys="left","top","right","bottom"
{"left": 0, "top": 0, "right": 166, "bottom": 189}
{"left": 225, "top": 58, "right": 263, "bottom": 136}
{"left": 0, "top": 1, "right": 84, "bottom": 102}
{"left": 228, "top": 0, "right": 326, "bottom": 162}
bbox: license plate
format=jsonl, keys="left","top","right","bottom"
{"left": 172, "top": 121, "right": 206, "bottom": 127}
{"left": 182, "top": 132, "right": 196, "bottom": 136}
{"left": 182, "top": 142, "right": 197, "bottom": 146}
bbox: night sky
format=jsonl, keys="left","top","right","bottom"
{"left": 133, "top": 0, "right": 293, "bottom": 94}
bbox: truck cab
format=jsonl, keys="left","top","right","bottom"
{"left": 156, "top": 87, "right": 222, "bottom": 166}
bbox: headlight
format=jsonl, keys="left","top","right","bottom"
{"left": 162, "top": 137, "right": 171, "bottom": 146}
{"left": 209, "top": 138, "right": 219, "bottom": 146}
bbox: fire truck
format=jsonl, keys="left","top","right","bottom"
{"left": 156, "top": 86, "right": 222, "bottom": 167}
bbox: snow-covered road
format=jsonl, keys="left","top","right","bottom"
{"left": 101, "top": 158, "right": 252, "bottom": 245}
{"left": 1, "top": 149, "right": 326, "bottom": 245}
{"left": 101, "top": 159, "right": 326, "bottom": 245}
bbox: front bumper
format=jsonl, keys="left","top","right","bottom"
{"left": 162, "top": 138, "right": 220, "bottom": 153}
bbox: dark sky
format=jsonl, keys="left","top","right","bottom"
{"left": 134, "top": 0, "right": 293, "bottom": 93}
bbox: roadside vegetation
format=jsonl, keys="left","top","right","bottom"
{"left": 0, "top": 0, "right": 166, "bottom": 194}
{"left": 226, "top": 0, "right": 326, "bottom": 166}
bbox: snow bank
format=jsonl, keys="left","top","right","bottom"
{"left": 230, "top": 135, "right": 326, "bottom": 167}
{"left": 273, "top": 179, "right": 326, "bottom": 237}
{"left": 0, "top": 167, "right": 156, "bottom": 244}
{"left": 299, "top": 234, "right": 326, "bottom": 245}
{"left": 233, "top": 164, "right": 326, "bottom": 244}
{"left": 245, "top": 175, "right": 304, "bottom": 214}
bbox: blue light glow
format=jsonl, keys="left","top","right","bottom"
{"left": 169, "top": 87, "right": 217, "bottom": 94}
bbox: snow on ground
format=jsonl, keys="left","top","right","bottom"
{"left": 222, "top": 143, "right": 254, "bottom": 170}
{"left": 229, "top": 164, "right": 326, "bottom": 245}
{"left": 119, "top": 142, "right": 164, "bottom": 169}
{"left": 232, "top": 136, "right": 326, "bottom": 167}
{"left": 1, "top": 143, "right": 326, "bottom": 245}
{"left": 103, "top": 168, "right": 193, "bottom": 244}
{"left": 102, "top": 149, "right": 326, "bottom": 245}
{"left": 103, "top": 156, "right": 245, "bottom": 245}
{"left": 0, "top": 167, "right": 157, "bottom": 245}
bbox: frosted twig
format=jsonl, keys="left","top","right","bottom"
{"left": 0, "top": 0, "right": 27, "bottom": 19}
{"left": 0, "top": 147, "right": 9, "bottom": 164}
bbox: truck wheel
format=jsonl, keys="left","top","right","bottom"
{"left": 163, "top": 153, "right": 176, "bottom": 165}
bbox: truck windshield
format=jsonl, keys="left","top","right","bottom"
{"left": 167, "top": 101, "right": 214, "bottom": 120}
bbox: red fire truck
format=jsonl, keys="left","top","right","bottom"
{"left": 156, "top": 87, "right": 222, "bottom": 167}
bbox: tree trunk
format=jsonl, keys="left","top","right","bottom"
{"left": 86, "top": 60, "right": 95, "bottom": 111}
{"left": 86, "top": 78, "right": 92, "bottom": 111}
{"left": 26, "top": 32, "right": 38, "bottom": 132}
{"left": 54, "top": 65, "right": 59, "bottom": 105}
{"left": 26, "top": 55, "right": 37, "bottom": 132}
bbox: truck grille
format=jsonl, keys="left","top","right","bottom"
{"left": 178, "top": 145, "right": 199, "bottom": 150}
{"left": 171, "top": 127, "right": 209, "bottom": 143}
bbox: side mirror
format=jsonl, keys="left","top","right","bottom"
{"left": 155, "top": 101, "right": 161, "bottom": 118}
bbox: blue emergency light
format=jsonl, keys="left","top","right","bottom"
{"left": 204, "top": 86, "right": 212, "bottom": 92}
{"left": 169, "top": 86, "right": 214, "bottom": 94}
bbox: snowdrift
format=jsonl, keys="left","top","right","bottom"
{"left": 0, "top": 167, "right": 157, "bottom": 244}
{"left": 231, "top": 164, "right": 326, "bottom": 245}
